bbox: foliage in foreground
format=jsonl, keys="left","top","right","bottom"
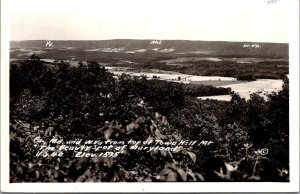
{"left": 10, "top": 55, "right": 289, "bottom": 182}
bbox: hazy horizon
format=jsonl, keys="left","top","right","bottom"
{"left": 9, "top": 39, "right": 289, "bottom": 44}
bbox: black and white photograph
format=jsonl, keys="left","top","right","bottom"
{"left": 1, "top": 0, "right": 299, "bottom": 192}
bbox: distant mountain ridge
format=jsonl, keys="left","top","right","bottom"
{"left": 10, "top": 39, "right": 288, "bottom": 58}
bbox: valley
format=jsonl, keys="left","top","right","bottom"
{"left": 10, "top": 39, "right": 289, "bottom": 101}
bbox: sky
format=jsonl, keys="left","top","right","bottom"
{"left": 8, "top": 0, "right": 290, "bottom": 42}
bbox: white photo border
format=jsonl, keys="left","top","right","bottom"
{"left": 1, "top": 0, "right": 299, "bottom": 192}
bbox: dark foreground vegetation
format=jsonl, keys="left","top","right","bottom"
{"left": 10, "top": 55, "right": 289, "bottom": 182}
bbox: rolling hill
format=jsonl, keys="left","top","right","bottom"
{"left": 10, "top": 39, "right": 288, "bottom": 60}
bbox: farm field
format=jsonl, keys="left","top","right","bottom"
{"left": 162, "top": 57, "right": 286, "bottom": 65}
{"left": 109, "top": 70, "right": 236, "bottom": 82}
{"left": 106, "top": 65, "right": 285, "bottom": 101}
{"left": 189, "top": 80, "right": 245, "bottom": 86}
{"left": 199, "top": 79, "right": 283, "bottom": 101}
{"left": 106, "top": 68, "right": 283, "bottom": 100}
{"left": 198, "top": 95, "right": 233, "bottom": 101}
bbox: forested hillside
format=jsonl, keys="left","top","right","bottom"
{"left": 10, "top": 55, "right": 289, "bottom": 182}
